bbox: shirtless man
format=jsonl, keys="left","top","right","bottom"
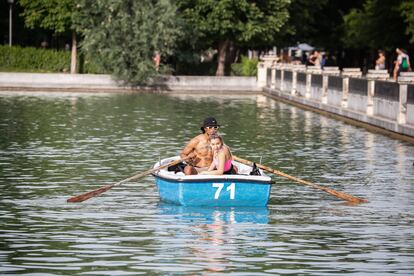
{"left": 180, "top": 117, "right": 219, "bottom": 175}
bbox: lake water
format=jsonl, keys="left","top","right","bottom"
{"left": 0, "top": 92, "right": 413, "bottom": 275}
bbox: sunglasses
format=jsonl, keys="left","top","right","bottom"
{"left": 205, "top": 126, "right": 219, "bottom": 129}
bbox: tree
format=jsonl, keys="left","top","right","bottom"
{"left": 400, "top": 0, "right": 414, "bottom": 44}
{"left": 343, "top": 0, "right": 409, "bottom": 50}
{"left": 178, "top": 0, "right": 290, "bottom": 76}
{"left": 74, "top": 0, "right": 182, "bottom": 85}
{"left": 274, "top": 0, "right": 328, "bottom": 48}
{"left": 19, "top": 0, "right": 78, "bottom": 74}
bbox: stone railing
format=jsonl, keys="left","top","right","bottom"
{"left": 258, "top": 62, "right": 414, "bottom": 137}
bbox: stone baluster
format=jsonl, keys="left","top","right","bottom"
{"left": 365, "top": 70, "right": 390, "bottom": 116}
{"left": 266, "top": 67, "right": 272, "bottom": 88}
{"left": 257, "top": 55, "right": 278, "bottom": 88}
{"left": 291, "top": 65, "right": 306, "bottom": 96}
{"left": 270, "top": 64, "right": 276, "bottom": 89}
{"left": 274, "top": 63, "right": 282, "bottom": 91}
{"left": 341, "top": 68, "right": 362, "bottom": 108}
{"left": 282, "top": 64, "right": 293, "bottom": 92}
{"left": 397, "top": 72, "right": 414, "bottom": 124}
{"left": 322, "top": 67, "right": 340, "bottom": 104}
{"left": 306, "top": 66, "right": 322, "bottom": 99}
{"left": 257, "top": 62, "right": 267, "bottom": 88}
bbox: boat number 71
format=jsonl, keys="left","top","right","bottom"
{"left": 212, "top": 183, "right": 235, "bottom": 199}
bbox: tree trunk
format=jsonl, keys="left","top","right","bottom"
{"left": 216, "top": 39, "right": 230, "bottom": 76}
{"left": 228, "top": 40, "right": 237, "bottom": 64}
{"left": 70, "top": 31, "right": 77, "bottom": 74}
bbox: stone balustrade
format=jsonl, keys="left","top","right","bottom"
{"left": 258, "top": 62, "right": 414, "bottom": 137}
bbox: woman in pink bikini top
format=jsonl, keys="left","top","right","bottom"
{"left": 200, "top": 133, "right": 235, "bottom": 175}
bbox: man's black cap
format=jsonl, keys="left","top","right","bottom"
{"left": 201, "top": 117, "right": 220, "bottom": 130}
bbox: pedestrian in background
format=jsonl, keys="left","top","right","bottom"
{"left": 375, "top": 50, "right": 386, "bottom": 70}
{"left": 153, "top": 51, "right": 161, "bottom": 71}
{"left": 393, "top": 48, "right": 411, "bottom": 80}
{"left": 307, "top": 50, "right": 322, "bottom": 68}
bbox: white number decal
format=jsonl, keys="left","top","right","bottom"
{"left": 212, "top": 183, "right": 236, "bottom": 200}
{"left": 213, "top": 183, "right": 224, "bottom": 199}
{"left": 226, "top": 183, "right": 235, "bottom": 199}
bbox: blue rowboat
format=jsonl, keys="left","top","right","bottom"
{"left": 152, "top": 156, "right": 273, "bottom": 207}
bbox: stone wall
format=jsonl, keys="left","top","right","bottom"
{"left": 0, "top": 73, "right": 260, "bottom": 93}
{"left": 406, "top": 85, "right": 414, "bottom": 125}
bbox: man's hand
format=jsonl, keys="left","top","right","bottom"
{"left": 181, "top": 152, "right": 196, "bottom": 166}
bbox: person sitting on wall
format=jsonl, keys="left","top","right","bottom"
{"left": 393, "top": 48, "right": 411, "bottom": 80}
{"left": 375, "top": 50, "right": 386, "bottom": 70}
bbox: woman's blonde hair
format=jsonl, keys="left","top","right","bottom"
{"left": 209, "top": 133, "right": 224, "bottom": 144}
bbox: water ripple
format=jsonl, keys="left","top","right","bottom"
{"left": 0, "top": 93, "right": 413, "bottom": 274}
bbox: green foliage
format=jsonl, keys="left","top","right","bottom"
{"left": 231, "top": 56, "right": 258, "bottom": 76}
{"left": 178, "top": 0, "right": 290, "bottom": 47}
{"left": 74, "top": 0, "right": 183, "bottom": 85}
{"left": 343, "top": 0, "right": 408, "bottom": 50}
{"left": 78, "top": 53, "right": 108, "bottom": 74}
{"left": 173, "top": 51, "right": 217, "bottom": 75}
{"left": 0, "top": 45, "right": 70, "bottom": 72}
{"left": 0, "top": 46, "right": 103, "bottom": 73}
{"left": 177, "top": 0, "right": 290, "bottom": 75}
{"left": 19, "top": 0, "right": 75, "bottom": 33}
{"left": 400, "top": 0, "right": 414, "bottom": 44}
{"left": 274, "top": 0, "right": 328, "bottom": 47}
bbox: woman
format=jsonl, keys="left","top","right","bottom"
{"left": 200, "top": 134, "right": 236, "bottom": 175}
{"left": 393, "top": 48, "right": 411, "bottom": 80}
{"left": 375, "top": 50, "right": 386, "bottom": 70}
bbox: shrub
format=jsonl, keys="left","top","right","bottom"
{"left": 231, "top": 55, "right": 259, "bottom": 76}
{"left": 0, "top": 45, "right": 106, "bottom": 74}
{"left": 0, "top": 45, "right": 71, "bottom": 73}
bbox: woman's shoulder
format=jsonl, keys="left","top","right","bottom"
{"left": 222, "top": 145, "right": 232, "bottom": 157}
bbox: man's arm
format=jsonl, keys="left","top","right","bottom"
{"left": 180, "top": 137, "right": 198, "bottom": 159}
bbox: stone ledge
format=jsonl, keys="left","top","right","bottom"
{"left": 263, "top": 87, "right": 414, "bottom": 141}
{"left": 0, "top": 73, "right": 260, "bottom": 92}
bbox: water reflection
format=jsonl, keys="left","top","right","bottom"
{"left": 158, "top": 203, "right": 269, "bottom": 224}
{"left": 156, "top": 203, "right": 269, "bottom": 273}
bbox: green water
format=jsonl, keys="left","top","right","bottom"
{"left": 0, "top": 92, "right": 413, "bottom": 275}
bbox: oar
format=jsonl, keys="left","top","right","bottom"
{"left": 67, "top": 158, "right": 185, "bottom": 203}
{"left": 233, "top": 155, "right": 368, "bottom": 204}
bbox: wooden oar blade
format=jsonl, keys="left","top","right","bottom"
{"left": 315, "top": 184, "right": 368, "bottom": 204}
{"left": 233, "top": 155, "right": 368, "bottom": 204}
{"left": 66, "top": 157, "right": 186, "bottom": 203}
{"left": 262, "top": 165, "right": 369, "bottom": 204}
{"left": 67, "top": 184, "right": 114, "bottom": 203}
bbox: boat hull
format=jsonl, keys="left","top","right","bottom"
{"left": 156, "top": 178, "right": 271, "bottom": 207}
{"left": 153, "top": 157, "right": 273, "bottom": 207}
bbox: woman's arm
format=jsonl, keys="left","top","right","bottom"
{"left": 206, "top": 159, "right": 216, "bottom": 171}
{"left": 200, "top": 151, "right": 226, "bottom": 175}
